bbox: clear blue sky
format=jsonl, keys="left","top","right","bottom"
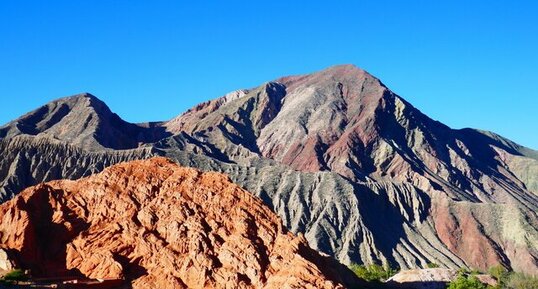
{"left": 1, "top": 1, "right": 537, "bottom": 148}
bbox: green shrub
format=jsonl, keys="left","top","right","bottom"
{"left": 349, "top": 263, "right": 398, "bottom": 282}
{"left": 448, "top": 269, "right": 538, "bottom": 289}
{"left": 488, "top": 264, "right": 509, "bottom": 286}
{"left": 427, "top": 262, "right": 440, "bottom": 268}
{"left": 448, "top": 274, "right": 486, "bottom": 289}
{"left": 458, "top": 267, "right": 471, "bottom": 275}
{"left": 349, "top": 264, "right": 370, "bottom": 281}
{"left": 470, "top": 268, "right": 483, "bottom": 275}
{"left": 0, "top": 269, "right": 28, "bottom": 284}
{"left": 505, "top": 272, "right": 538, "bottom": 289}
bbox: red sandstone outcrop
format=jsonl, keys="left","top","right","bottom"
{"left": 0, "top": 157, "right": 355, "bottom": 289}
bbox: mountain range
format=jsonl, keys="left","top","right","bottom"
{"left": 1, "top": 64, "right": 537, "bottom": 276}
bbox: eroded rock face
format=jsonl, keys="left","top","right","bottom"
{"left": 0, "top": 248, "right": 17, "bottom": 273}
{"left": 0, "top": 157, "right": 355, "bottom": 289}
{"left": 0, "top": 135, "right": 156, "bottom": 200}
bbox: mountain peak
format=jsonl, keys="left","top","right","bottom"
{"left": 0, "top": 93, "right": 170, "bottom": 151}
{"left": 71, "top": 92, "right": 97, "bottom": 99}
{"left": 320, "top": 63, "right": 364, "bottom": 74}
{"left": 50, "top": 92, "right": 100, "bottom": 104}
{"left": 276, "top": 64, "right": 382, "bottom": 94}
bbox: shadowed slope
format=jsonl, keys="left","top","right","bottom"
{"left": 0, "top": 93, "right": 171, "bottom": 151}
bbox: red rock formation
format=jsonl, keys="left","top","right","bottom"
{"left": 0, "top": 157, "right": 354, "bottom": 289}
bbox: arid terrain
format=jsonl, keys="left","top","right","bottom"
{"left": 0, "top": 157, "right": 360, "bottom": 288}
{"left": 0, "top": 65, "right": 537, "bottom": 287}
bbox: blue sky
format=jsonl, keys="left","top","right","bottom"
{"left": 1, "top": 1, "right": 537, "bottom": 148}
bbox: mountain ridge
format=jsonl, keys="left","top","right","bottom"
{"left": 0, "top": 92, "right": 171, "bottom": 151}
{"left": 1, "top": 64, "right": 537, "bottom": 275}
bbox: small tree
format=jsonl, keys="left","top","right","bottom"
{"left": 448, "top": 274, "right": 486, "bottom": 289}
{"left": 348, "top": 263, "right": 399, "bottom": 282}
{"left": 488, "top": 264, "right": 508, "bottom": 286}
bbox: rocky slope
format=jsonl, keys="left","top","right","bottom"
{"left": 161, "top": 65, "right": 538, "bottom": 274}
{"left": 1, "top": 64, "right": 537, "bottom": 275}
{"left": 0, "top": 93, "right": 170, "bottom": 151}
{"left": 0, "top": 135, "right": 156, "bottom": 200}
{"left": 0, "top": 157, "right": 357, "bottom": 289}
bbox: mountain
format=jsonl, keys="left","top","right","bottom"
{"left": 0, "top": 157, "right": 357, "bottom": 288}
{"left": 0, "top": 93, "right": 168, "bottom": 199}
{"left": 1, "top": 64, "right": 537, "bottom": 275}
{"left": 160, "top": 64, "right": 538, "bottom": 273}
{"left": 0, "top": 92, "right": 170, "bottom": 151}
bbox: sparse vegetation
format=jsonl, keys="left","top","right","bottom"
{"left": 0, "top": 269, "right": 28, "bottom": 284}
{"left": 448, "top": 274, "right": 486, "bottom": 289}
{"left": 447, "top": 266, "right": 538, "bottom": 289}
{"left": 504, "top": 272, "right": 538, "bottom": 289}
{"left": 470, "top": 268, "right": 483, "bottom": 275}
{"left": 427, "top": 262, "right": 440, "bottom": 268}
{"left": 349, "top": 263, "right": 399, "bottom": 282}
{"left": 488, "top": 265, "right": 509, "bottom": 287}
{"left": 458, "top": 267, "right": 471, "bottom": 275}
{"left": 348, "top": 262, "right": 538, "bottom": 289}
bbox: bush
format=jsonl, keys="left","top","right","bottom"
{"left": 349, "top": 263, "right": 398, "bottom": 282}
{"left": 458, "top": 267, "right": 471, "bottom": 275}
{"left": 488, "top": 264, "right": 509, "bottom": 286}
{"left": 470, "top": 268, "right": 483, "bottom": 275}
{"left": 448, "top": 269, "right": 538, "bottom": 289}
{"left": 448, "top": 274, "right": 486, "bottom": 289}
{"left": 0, "top": 269, "right": 28, "bottom": 284}
{"left": 427, "top": 262, "right": 440, "bottom": 268}
{"left": 505, "top": 272, "right": 538, "bottom": 289}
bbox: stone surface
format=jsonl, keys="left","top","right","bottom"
{"left": 0, "top": 248, "right": 16, "bottom": 273}
{"left": 1, "top": 64, "right": 538, "bottom": 275}
{"left": 387, "top": 268, "right": 457, "bottom": 289}
{"left": 387, "top": 269, "right": 498, "bottom": 289}
{"left": 0, "top": 135, "right": 155, "bottom": 200}
{"left": 0, "top": 157, "right": 356, "bottom": 289}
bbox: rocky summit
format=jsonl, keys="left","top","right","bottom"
{"left": 0, "top": 157, "right": 357, "bottom": 288}
{"left": 1, "top": 64, "right": 537, "bottom": 276}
